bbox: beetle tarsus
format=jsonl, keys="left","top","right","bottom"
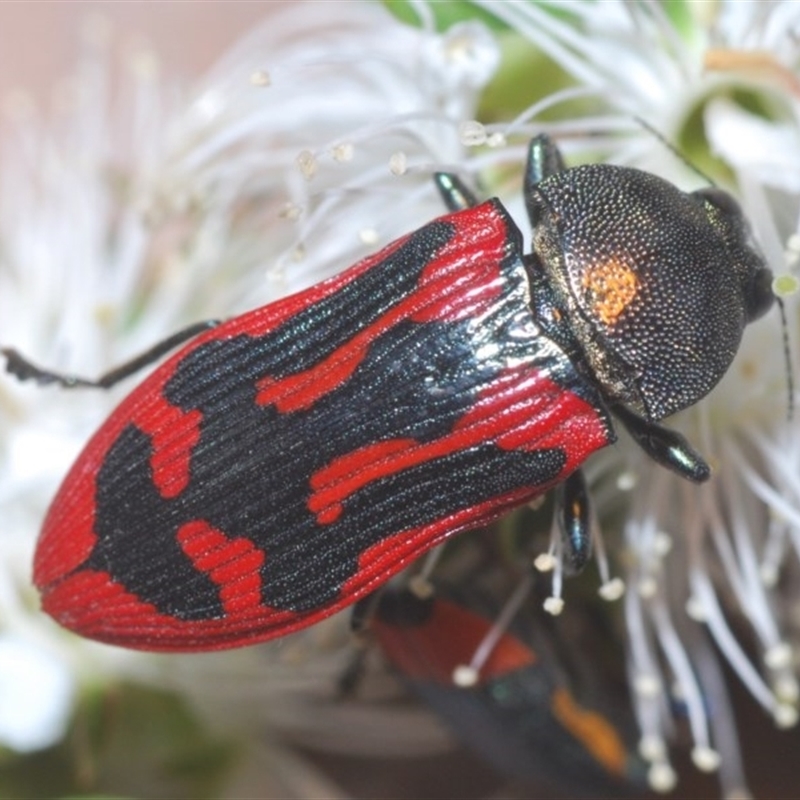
{"left": 613, "top": 404, "right": 711, "bottom": 483}
{"left": 558, "top": 469, "right": 593, "bottom": 573}
{"left": 2, "top": 347, "right": 93, "bottom": 387}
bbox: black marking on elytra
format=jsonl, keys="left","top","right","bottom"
{"left": 85, "top": 210, "right": 607, "bottom": 620}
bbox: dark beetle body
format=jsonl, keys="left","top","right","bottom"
{"left": 25, "top": 135, "right": 773, "bottom": 651}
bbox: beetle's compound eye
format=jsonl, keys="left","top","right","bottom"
{"left": 693, "top": 187, "right": 775, "bottom": 323}
{"left": 745, "top": 266, "right": 777, "bottom": 322}
{"left": 694, "top": 186, "right": 741, "bottom": 217}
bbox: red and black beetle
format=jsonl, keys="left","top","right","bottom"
{"left": 3, "top": 134, "right": 775, "bottom": 651}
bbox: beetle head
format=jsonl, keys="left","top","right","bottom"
{"left": 526, "top": 164, "right": 774, "bottom": 421}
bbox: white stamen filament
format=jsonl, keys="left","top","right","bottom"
{"left": 689, "top": 567, "right": 775, "bottom": 713}
{"left": 650, "top": 598, "right": 714, "bottom": 761}
{"left": 458, "top": 573, "right": 533, "bottom": 681}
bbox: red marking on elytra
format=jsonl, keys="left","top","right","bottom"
{"left": 35, "top": 472, "right": 98, "bottom": 590}
{"left": 410, "top": 211, "right": 509, "bottom": 325}
{"left": 315, "top": 505, "right": 341, "bottom": 525}
{"left": 176, "top": 520, "right": 265, "bottom": 615}
{"left": 306, "top": 366, "right": 608, "bottom": 521}
{"left": 39, "top": 568, "right": 307, "bottom": 652}
{"left": 255, "top": 203, "right": 511, "bottom": 414}
{"left": 308, "top": 439, "right": 416, "bottom": 523}
{"left": 256, "top": 341, "right": 370, "bottom": 412}
{"left": 41, "top": 570, "right": 169, "bottom": 631}
{"left": 132, "top": 404, "right": 203, "bottom": 498}
{"left": 453, "top": 370, "right": 607, "bottom": 475}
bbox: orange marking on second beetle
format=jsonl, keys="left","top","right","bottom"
{"left": 551, "top": 687, "right": 627, "bottom": 776}
{"left": 581, "top": 258, "right": 639, "bottom": 326}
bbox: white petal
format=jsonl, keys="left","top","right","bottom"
{"left": 0, "top": 635, "right": 74, "bottom": 752}
{"left": 705, "top": 97, "right": 800, "bottom": 192}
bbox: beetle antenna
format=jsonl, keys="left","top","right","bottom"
{"left": 775, "top": 296, "right": 795, "bottom": 421}
{"left": 633, "top": 116, "right": 717, "bottom": 187}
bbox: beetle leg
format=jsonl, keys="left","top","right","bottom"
{"left": 433, "top": 172, "right": 480, "bottom": 212}
{"left": 524, "top": 134, "right": 567, "bottom": 190}
{"left": 337, "top": 591, "right": 386, "bottom": 696}
{"left": 2, "top": 319, "right": 220, "bottom": 390}
{"left": 612, "top": 404, "right": 711, "bottom": 483}
{"left": 557, "top": 468, "right": 593, "bottom": 573}
{"left": 349, "top": 590, "right": 384, "bottom": 635}
{"left": 341, "top": 585, "right": 436, "bottom": 697}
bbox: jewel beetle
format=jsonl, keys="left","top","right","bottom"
{"left": 372, "top": 581, "right": 648, "bottom": 797}
{"left": 3, "top": 134, "right": 775, "bottom": 652}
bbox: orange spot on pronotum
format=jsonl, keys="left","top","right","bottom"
{"left": 581, "top": 258, "right": 639, "bottom": 326}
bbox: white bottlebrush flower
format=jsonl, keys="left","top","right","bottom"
{"left": 475, "top": 1, "right": 800, "bottom": 191}
{"left": 0, "top": 634, "right": 73, "bottom": 752}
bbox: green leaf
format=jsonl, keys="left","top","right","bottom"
{"left": 659, "top": 0, "right": 695, "bottom": 40}
{"left": 382, "top": 0, "right": 512, "bottom": 32}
